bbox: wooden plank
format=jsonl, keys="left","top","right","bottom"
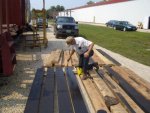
{"left": 110, "top": 103, "right": 127, "bottom": 113}
{"left": 65, "top": 67, "right": 88, "bottom": 113}
{"left": 42, "top": 53, "right": 53, "bottom": 67}
{"left": 92, "top": 52, "right": 105, "bottom": 66}
{"left": 57, "top": 50, "right": 64, "bottom": 67}
{"left": 97, "top": 68, "right": 144, "bottom": 113}
{"left": 70, "top": 52, "right": 79, "bottom": 66}
{"left": 82, "top": 78, "right": 110, "bottom": 113}
{"left": 67, "top": 50, "right": 72, "bottom": 66}
{"left": 96, "top": 49, "right": 121, "bottom": 66}
{"left": 89, "top": 70, "right": 116, "bottom": 99}
{"left": 52, "top": 49, "right": 62, "bottom": 66}
{"left": 112, "top": 66, "right": 150, "bottom": 101}
{"left": 62, "top": 50, "right": 72, "bottom": 67}
{"left": 75, "top": 74, "right": 95, "bottom": 113}
{"left": 38, "top": 68, "right": 55, "bottom": 113}
{"left": 93, "top": 49, "right": 114, "bottom": 66}
{"left": 89, "top": 70, "right": 127, "bottom": 113}
{"left": 43, "top": 49, "right": 62, "bottom": 67}
{"left": 24, "top": 68, "right": 44, "bottom": 113}
{"left": 105, "top": 66, "right": 150, "bottom": 113}
{"left": 55, "top": 67, "right": 74, "bottom": 113}
{"left": 123, "top": 67, "right": 150, "bottom": 90}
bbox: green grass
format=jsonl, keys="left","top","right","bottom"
{"left": 79, "top": 24, "right": 150, "bottom": 66}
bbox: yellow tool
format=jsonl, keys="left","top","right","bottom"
{"left": 77, "top": 67, "right": 83, "bottom": 76}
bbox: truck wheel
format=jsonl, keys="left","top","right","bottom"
{"left": 55, "top": 34, "right": 59, "bottom": 38}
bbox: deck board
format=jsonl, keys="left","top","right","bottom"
{"left": 66, "top": 67, "right": 88, "bottom": 113}
{"left": 24, "top": 68, "right": 44, "bottom": 113}
{"left": 55, "top": 67, "right": 74, "bottom": 113}
{"left": 38, "top": 68, "right": 55, "bottom": 113}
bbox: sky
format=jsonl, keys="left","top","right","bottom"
{"left": 30, "top": 0, "right": 101, "bottom": 10}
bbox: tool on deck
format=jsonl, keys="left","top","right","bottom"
{"left": 77, "top": 67, "right": 83, "bottom": 76}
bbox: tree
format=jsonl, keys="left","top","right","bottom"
{"left": 31, "top": 8, "right": 43, "bottom": 19}
{"left": 46, "top": 5, "right": 65, "bottom": 19}
{"left": 56, "top": 5, "right": 65, "bottom": 11}
{"left": 87, "top": 1, "right": 94, "bottom": 5}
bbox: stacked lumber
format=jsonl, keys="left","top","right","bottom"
{"left": 42, "top": 49, "right": 149, "bottom": 113}
{"left": 75, "top": 69, "right": 144, "bottom": 113}
{"left": 93, "top": 49, "right": 149, "bottom": 113}
{"left": 42, "top": 49, "right": 78, "bottom": 67}
{"left": 105, "top": 66, "right": 150, "bottom": 112}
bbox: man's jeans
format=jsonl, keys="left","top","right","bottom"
{"left": 79, "top": 50, "right": 94, "bottom": 74}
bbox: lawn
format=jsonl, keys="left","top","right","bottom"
{"left": 79, "top": 24, "right": 150, "bottom": 66}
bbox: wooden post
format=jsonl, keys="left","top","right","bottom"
{"left": 0, "top": 0, "right": 2, "bottom": 34}
{"left": 5, "top": 0, "right": 9, "bottom": 32}
{"left": 43, "top": 0, "right": 45, "bottom": 9}
{"left": 43, "top": 0, "right": 47, "bottom": 47}
{"left": 70, "top": 10, "right": 71, "bottom": 17}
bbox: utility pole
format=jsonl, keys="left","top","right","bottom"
{"left": 43, "top": 0, "right": 47, "bottom": 47}
{"left": 43, "top": 0, "right": 45, "bottom": 9}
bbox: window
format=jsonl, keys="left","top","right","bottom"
{"left": 57, "top": 17, "right": 75, "bottom": 23}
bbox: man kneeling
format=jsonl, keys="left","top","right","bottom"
{"left": 66, "top": 36, "right": 98, "bottom": 80}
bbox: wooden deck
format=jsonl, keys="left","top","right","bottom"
{"left": 24, "top": 49, "right": 150, "bottom": 113}
{"left": 24, "top": 67, "right": 88, "bottom": 113}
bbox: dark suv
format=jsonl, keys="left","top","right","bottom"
{"left": 54, "top": 16, "right": 79, "bottom": 38}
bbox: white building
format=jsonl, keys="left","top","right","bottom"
{"left": 59, "top": 0, "right": 150, "bottom": 29}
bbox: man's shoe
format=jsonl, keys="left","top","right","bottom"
{"left": 94, "top": 62, "right": 99, "bottom": 71}
{"left": 81, "top": 75, "right": 87, "bottom": 80}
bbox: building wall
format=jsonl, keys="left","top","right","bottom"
{"left": 59, "top": 0, "right": 150, "bottom": 27}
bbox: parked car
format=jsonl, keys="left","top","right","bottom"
{"left": 37, "top": 18, "right": 48, "bottom": 28}
{"left": 113, "top": 21, "right": 137, "bottom": 31}
{"left": 54, "top": 16, "right": 79, "bottom": 38}
{"left": 106, "top": 20, "right": 118, "bottom": 27}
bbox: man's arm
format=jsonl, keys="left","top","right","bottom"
{"left": 67, "top": 49, "right": 75, "bottom": 61}
{"left": 87, "top": 42, "right": 94, "bottom": 54}
{"left": 84, "top": 42, "right": 94, "bottom": 58}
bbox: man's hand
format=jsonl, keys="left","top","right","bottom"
{"left": 84, "top": 52, "right": 89, "bottom": 58}
{"left": 67, "top": 49, "right": 75, "bottom": 62}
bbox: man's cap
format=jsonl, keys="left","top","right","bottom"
{"left": 66, "top": 36, "right": 74, "bottom": 45}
